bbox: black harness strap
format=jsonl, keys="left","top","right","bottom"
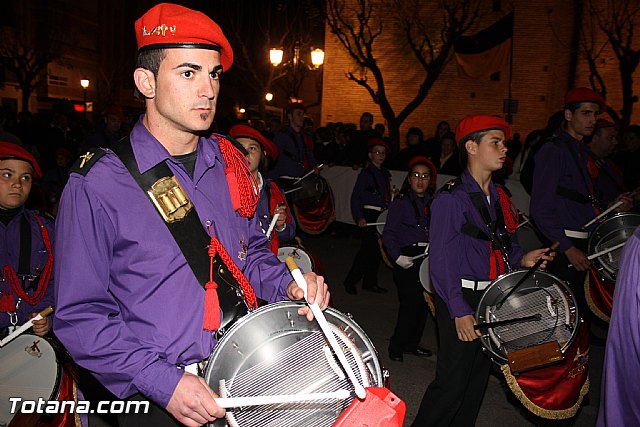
{"left": 110, "top": 138, "right": 249, "bottom": 333}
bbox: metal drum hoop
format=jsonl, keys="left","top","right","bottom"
{"left": 375, "top": 210, "right": 388, "bottom": 236}
{"left": 203, "top": 301, "right": 383, "bottom": 427}
{"left": 588, "top": 212, "right": 640, "bottom": 281}
{"left": 475, "top": 270, "right": 579, "bottom": 366}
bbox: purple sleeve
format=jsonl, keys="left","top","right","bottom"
{"left": 382, "top": 199, "right": 404, "bottom": 261}
{"left": 350, "top": 170, "right": 367, "bottom": 222}
{"left": 429, "top": 192, "right": 474, "bottom": 318}
{"left": 530, "top": 143, "right": 573, "bottom": 252}
{"left": 53, "top": 178, "right": 183, "bottom": 408}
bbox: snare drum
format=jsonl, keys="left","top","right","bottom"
{"left": 0, "top": 334, "right": 62, "bottom": 425}
{"left": 277, "top": 245, "right": 314, "bottom": 273}
{"left": 588, "top": 212, "right": 640, "bottom": 281}
{"left": 475, "top": 270, "right": 579, "bottom": 367}
{"left": 375, "top": 210, "right": 387, "bottom": 236}
{"left": 203, "top": 301, "right": 383, "bottom": 427}
{"left": 418, "top": 257, "right": 433, "bottom": 293}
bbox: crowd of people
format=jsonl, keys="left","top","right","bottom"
{"left": 2, "top": 2, "right": 640, "bottom": 427}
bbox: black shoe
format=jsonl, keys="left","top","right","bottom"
{"left": 408, "top": 346, "right": 433, "bottom": 357}
{"left": 389, "top": 350, "right": 403, "bottom": 362}
{"left": 345, "top": 285, "right": 357, "bottom": 295}
{"left": 363, "top": 285, "right": 388, "bottom": 294}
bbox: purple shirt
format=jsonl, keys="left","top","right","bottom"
{"left": 531, "top": 132, "right": 598, "bottom": 252}
{"left": 597, "top": 226, "right": 640, "bottom": 426}
{"left": 430, "top": 171, "right": 524, "bottom": 318}
{"left": 270, "top": 127, "right": 316, "bottom": 179}
{"left": 255, "top": 177, "right": 296, "bottom": 243}
{"left": 351, "top": 164, "right": 390, "bottom": 221}
{"left": 53, "top": 119, "right": 291, "bottom": 409}
{"left": 0, "top": 208, "right": 55, "bottom": 330}
{"left": 382, "top": 190, "right": 431, "bottom": 260}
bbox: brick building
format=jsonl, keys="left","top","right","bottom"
{"left": 320, "top": 0, "right": 640, "bottom": 143}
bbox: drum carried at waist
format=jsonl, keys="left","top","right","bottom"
{"left": 203, "top": 301, "right": 386, "bottom": 427}
{"left": 282, "top": 174, "right": 335, "bottom": 235}
{"left": 475, "top": 270, "right": 589, "bottom": 419}
{"left": 585, "top": 212, "right": 640, "bottom": 322}
{"left": 0, "top": 334, "right": 77, "bottom": 427}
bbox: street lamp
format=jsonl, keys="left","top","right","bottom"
{"left": 265, "top": 92, "right": 274, "bottom": 102}
{"left": 80, "top": 79, "right": 90, "bottom": 118}
{"left": 268, "top": 43, "right": 324, "bottom": 100}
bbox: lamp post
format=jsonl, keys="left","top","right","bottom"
{"left": 80, "top": 79, "right": 90, "bottom": 118}
{"left": 269, "top": 43, "right": 324, "bottom": 102}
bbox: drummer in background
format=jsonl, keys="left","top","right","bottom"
{"left": 0, "top": 142, "right": 53, "bottom": 338}
{"left": 342, "top": 137, "right": 391, "bottom": 295}
{"left": 530, "top": 88, "right": 632, "bottom": 319}
{"left": 269, "top": 102, "right": 317, "bottom": 183}
{"left": 597, "top": 225, "right": 640, "bottom": 426}
{"left": 411, "top": 115, "right": 554, "bottom": 427}
{"left": 587, "top": 119, "right": 638, "bottom": 208}
{"left": 229, "top": 124, "right": 296, "bottom": 254}
{"left": 382, "top": 156, "right": 436, "bottom": 362}
{"left": 53, "top": 4, "right": 328, "bottom": 427}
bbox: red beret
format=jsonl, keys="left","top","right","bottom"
{"left": 229, "top": 124, "right": 278, "bottom": 161}
{"left": 285, "top": 102, "right": 305, "bottom": 115}
{"left": 595, "top": 118, "right": 618, "bottom": 130}
{"left": 408, "top": 155, "right": 437, "bottom": 183}
{"left": 368, "top": 137, "right": 390, "bottom": 152}
{"left": 135, "top": 3, "right": 234, "bottom": 72}
{"left": 564, "top": 87, "right": 605, "bottom": 113}
{"left": 0, "top": 142, "right": 42, "bottom": 179}
{"left": 455, "top": 115, "right": 512, "bottom": 145}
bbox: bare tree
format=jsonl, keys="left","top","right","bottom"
{"left": 582, "top": 0, "right": 640, "bottom": 128}
{"left": 326, "top": 0, "right": 481, "bottom": 146}
{"left": 0, "top": 30, "right": 62, "bottom": 113}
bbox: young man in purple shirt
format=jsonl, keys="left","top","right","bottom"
{"left": 53, "top": 4, "right": 329, "bottom": 427}
{"left": 411, "top": 115, "right": 554, "bottom": 427}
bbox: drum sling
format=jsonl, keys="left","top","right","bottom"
{"left": 111, "top": 138, "right": 254, "bottom": 334}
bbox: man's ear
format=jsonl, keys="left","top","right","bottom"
{"left": 465, "top": 139, "right": 478, "bottom": 156}
{"left": 564, "top": 108, "right": 573, "bottom": 123}
{"left": 134, "top": 68, "right": 156, "bottom": 99}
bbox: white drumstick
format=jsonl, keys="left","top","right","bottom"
{"left": 294, "top": 164, "right": 324, "bottom": 184}
{"left": 266, "top": 213, "right": 279, "bottom": 239}
{"left": 0, "top": 307, "right": 53, "bottom": 347}
{"left": 517, "top": 216, "right": 530, "bottom": 229}
{"left": 215, "top": 388, "right": 350, "bottom": 408}
{"left": 365, "top": 222, "right": 386, "bottom": 226}
{"left": 582, "top": 200, "right": 623, "bottom": 229}
{"left": 284, "top": 186, "right": 303, "bottom": 195}
{"left": 285, "top": 257, "right": 367, "bottom": 399}
{"left": 567, "top": 242, "right": 627, "bottom": 268}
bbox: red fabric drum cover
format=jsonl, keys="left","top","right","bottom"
{"left": 501, "top": 322, "right": 590, "bottom": 419}
{"left": 291, "top": 175, "right": 335, "bottom": 234}
{"left": 584, "top": 268, "right": 614, "bottom": 322}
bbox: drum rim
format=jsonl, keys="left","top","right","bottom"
{"left": 474, "top": 269, "right": 580, "bottom": 365}
{"left": 587, "top": 212, "right": 640, "bottom": 281}
{"left": 276, "top": 245, "right": 315, "bottom": 272}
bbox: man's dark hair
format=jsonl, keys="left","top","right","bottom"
{"left": 361, "top": 112, "right": 373, "bottom": 122}
{"left": 458, "top": 129, "right": 491, "bottom": 165}
{"left": 136, "top": 48, "right": 166, "bottom": 77}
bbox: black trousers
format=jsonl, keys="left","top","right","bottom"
{"left": 117, "top": 393, "right": 183, "bottom": 427}
{"left": 411, "top": 290, "right": 492, "bottom": 427}
{"left": 344, "top": 211, "right": 382, "bottom": 289}
{"left": 389, "top": 263, "right": 428, "bottom": 353}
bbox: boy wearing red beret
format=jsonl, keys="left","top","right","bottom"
{"left": 411, "top": 115, "right": 554, "bottom": 426}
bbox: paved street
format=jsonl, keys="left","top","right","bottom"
{"left": 300, "top": 226, "right": 605, "bottom": 427}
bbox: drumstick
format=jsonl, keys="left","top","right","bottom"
{"left": 365, "top": 222, "right": 386, "bottom": 226}
{"left": 567, "top": 241, "right": 627, "bottom": 268}
{"left": 496, "top": 242, "right": 560, "bottom": 310}
{"left": 266, "top": 213, "right": 279, "bottom": 239}
{"left": 214, "top": 388, "right": 350, "bottom": 408}
{"left": 284, "top": 186, "right": 303, "bottom": 195}
{"left": 0, "top": 306, "right": 53, "bottom": 347}
{"left": 285, "top": 256, "right": 367, "bottom": 400}
{"left": 582, "top": 200, "right": 623, "bottom": 229}
{"left": 408, "top": 245, "right": 430, "bottom": 261}
{"left": 293, "top": 164, "right": 324, "bottom": 184}
{"left": 474, "top": 313, "right": 541, "bottom": 331}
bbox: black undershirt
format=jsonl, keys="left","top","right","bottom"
{"left": 172, "top": 151, "right": 198, "bottom": 179}
{"left": 0, "top": 206, "right": 21, "bottom": 225}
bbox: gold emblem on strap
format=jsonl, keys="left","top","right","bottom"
{"left": 147, "top": 176, "right": 192, "bottom": 223}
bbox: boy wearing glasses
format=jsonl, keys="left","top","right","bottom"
{"left": 382, "top": 156, "right": 437, "bottom": 362}
{"left": 411, "top": 115, "right": 554, "bottom": 426}
{"left": 343, "top": 137, "right": 391, "bottom": 294}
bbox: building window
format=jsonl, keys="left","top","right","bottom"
{"left": 48, "top": 74, "right": 69, "bottom": 87}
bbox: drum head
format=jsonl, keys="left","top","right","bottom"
{"left": 376, "top": 210, "right": 388, "bottom": 236}
{"left": 475, "top": 270, "right": 579, "bottom": 365}
{"left": 204, "top": 301, "right": 382, "bottom": 427}
{"left": 419, "top": 257, "right": 434, "bottom": 293}
{"left": 0, "top": 334, "right": 61, "bottom": 424}
{"left": 588, "top": 213, "right": 640, "bottom": 281}
{"left": 277, "top": 245, "right": 314, "bottom": 273}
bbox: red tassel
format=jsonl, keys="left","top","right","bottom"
{"left": 203, "top": 280, "right": 221, "bottom": 331}
{"left": 224, "top": 167, "right": 241, "bottom": 212}
{"left": 0, "top": 292, "right": 14, "bottom": 312}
